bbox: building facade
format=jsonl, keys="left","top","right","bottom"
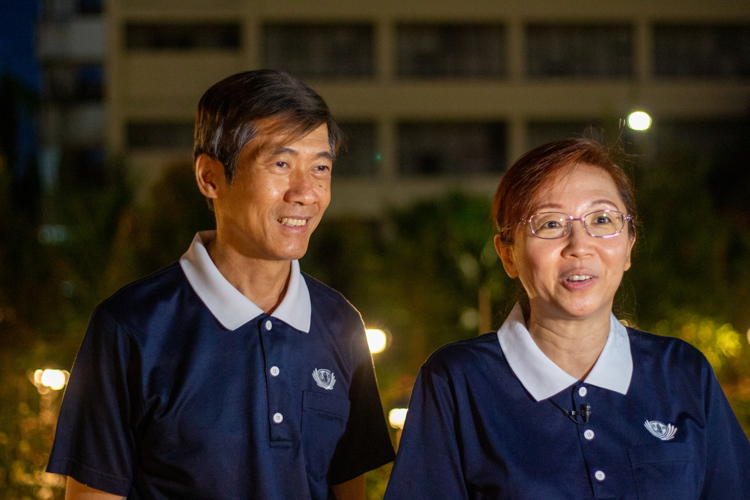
{"left": 38, "top": 0, "right": 106, "bottom": 192}
{"left": 107, "top": 0, "right": 750, "bottom": 215}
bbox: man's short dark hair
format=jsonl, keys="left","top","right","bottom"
{"left": 194, "top": 70, "right": 342, "bottom": 186}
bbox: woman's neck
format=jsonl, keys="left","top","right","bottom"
{"left": 525, "top": 308, "right": 611, "bottom": 380}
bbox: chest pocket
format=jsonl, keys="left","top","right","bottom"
{"left": 301, "top": 390, "right": 351, "bottom": 481}
{"left": 628, "top": 443, "right": 701, "bottom": 500}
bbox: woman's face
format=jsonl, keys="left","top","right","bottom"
{"left": 496, "top": 163, "right": 635, "bottom": 323}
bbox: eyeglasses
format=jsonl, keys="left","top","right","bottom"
{"left": 522, "top": 210, "right": 632, "bottom": 239}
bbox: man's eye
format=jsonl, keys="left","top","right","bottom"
{"left": 315, "top": 165, "right": 331, "bottom": 172}
{"left": 276, "top": 161, "right": 287, "bottom": 168}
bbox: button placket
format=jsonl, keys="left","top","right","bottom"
{"left": 574, "top": 384, "right": 604, "bottom": 491}
{"left": 259, "top": 316, "right": 292, "bottom": 443}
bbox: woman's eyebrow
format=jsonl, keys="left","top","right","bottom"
{"left": 532, "top": 199, "right": 620, "bottom": 212}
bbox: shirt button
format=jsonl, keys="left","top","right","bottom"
{"left": 594, "top": 470, "right": 605, "bottom": 481}
{"left": 273, "top": 412, "right": 283, "bottom": 424}
{"left": 265, "top": 320, "right": 273, "bottom": 331}
{"left": 584, "top": 429, "right": 595, "bottom": 440}
{"left": 270, "top": 366, "right": 280, "bottom": 377}
{"left": 578, "top": 386, "right": 588, "bottom": 397}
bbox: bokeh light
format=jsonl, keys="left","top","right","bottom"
{"left": 366, "top": 328, "right": 388, "bottom": 354}
{"left": 389, "top": 408, "right": 408, "bottom": 429}
{"left": 35, "top": 369, "right": 69, "bottom": 391}
{"left": 627, "top": 111, "right": 652, "bottom": 131}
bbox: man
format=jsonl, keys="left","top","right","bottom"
{"left": 47, "top": 70, "right": 395, "bottom": 499}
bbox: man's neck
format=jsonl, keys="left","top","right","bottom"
{"left": 205, "top": 235, "right": 291, "bottom": 314}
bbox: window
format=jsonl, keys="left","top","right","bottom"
{"left": 78, "top": 0, "right": 103, "bottom": 15}
{"left": 398, "top": 122, "right": 506, "bottom": 175}
{"left": 655, "top": 120, "right": 750, "bottom": 158}
{"left": 527, "top": 120, "right": 641, "bottom": 154}
{"left": 127, "top": 122, "right": 194, "bottom": 150}
{"left": 526, "top": 25, "right": 633, "bottom": 78}
{"left": 654, "top": 25, "right": 750, "bottom": 77}
{"left": 44, "top": 64, "right": 104, "bottom": 102}
{"left": 655, "top": 120, "right": 750, "bottom": 213}
{"left": 527, "top": 121, "right": 602, "bottom": 150}
{"left": 264, "top": 24, "right": 374, "bottom": 78}
{"left": 397, "top": 24, "right": 506, "bottom": 78}
{"left": 60, "top": 147, "right": 107, "bottom": 187}
{"left": 335, "top": 122, "right": 378, "bottom": 177}
{"left": 126, "top": 23, "right": 241, "bottom": 51}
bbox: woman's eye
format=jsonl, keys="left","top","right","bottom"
{"left": 541, "top": 220, "right": 561, "bottom": 229}
{"left": 593, "top": 215, "right": 612, "bottom": 225}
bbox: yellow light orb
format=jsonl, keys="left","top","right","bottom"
{"left": 366, "top": 328, "right": 387, "bottom": 354}
{"left": 40, "top": 369, "right": 67, "bottom": 390}
{"left": 627, "top": 111, "right": 652, "bottom": 131}
{"left": 389, "top": 408, "right": 408, "bottom": 430}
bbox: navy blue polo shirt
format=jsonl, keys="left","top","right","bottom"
{"left": 385, "top": 304, "right": 750, "bottom": 500}
{"left": 47, "top": 232, "right": 394, "bottom": 499}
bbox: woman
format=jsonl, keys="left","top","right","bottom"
{"left": 384, "top": 138, "right": 750, "bottom": 499}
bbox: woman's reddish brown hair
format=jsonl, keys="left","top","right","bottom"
{"left": 493, "top": 138, "right": 637, "bottom": 246}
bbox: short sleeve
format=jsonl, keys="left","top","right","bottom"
{"left": 384, "top": 367, "right": 469, "bottom": 500}
{"left": 700, "top": 362, "right": 750, "bottom": 498}
{"left": 327, "top": 321, "right": 395, "bottom": 485}
{"left": 46, "top": 305, "right": 137, "bottom": 496}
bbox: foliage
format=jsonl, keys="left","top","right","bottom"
{"left": 1, "top": 137, "right": 750, "bottom": 497}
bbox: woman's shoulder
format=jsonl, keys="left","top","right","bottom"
{"left": 626, "top": 326, "right": 712, "bottom": 375}
{"left": 627, "top": 327, "right": 704, "bottom": 355}
{"left": 421, "top": 332, "right": 504, "bottom": 378}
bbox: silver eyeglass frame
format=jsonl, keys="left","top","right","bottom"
{"left": 520, "top": 210, "right": 633, "bottom": 239}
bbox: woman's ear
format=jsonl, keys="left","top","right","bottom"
{"left": 495, "top": 234, "right": 519, "bottom": 279}
{"left": 194, "top": 154, "right": 222, "bottom": 200}
{"left": 624, "top": 234, "right": 636, "bottom": 272}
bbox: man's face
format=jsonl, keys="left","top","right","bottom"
{"left": 213, "top": 124, "right": 332, "bottom": 262}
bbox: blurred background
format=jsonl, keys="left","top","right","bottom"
{"left": 1, "top": 0, "right": 750, "bottom": 497}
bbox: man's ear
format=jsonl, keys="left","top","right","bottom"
{"left": 495, "top": 234, "right": 519, "bottom": 279}
{"left": 195, "top": 154, "right": 223, "bottom": 200}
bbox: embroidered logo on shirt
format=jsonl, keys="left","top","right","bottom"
{"left": 313, "top": 368, "right": 336, "bottom": 390}
{"left": 644, "top": 420, "right": 677, "bottom": 441}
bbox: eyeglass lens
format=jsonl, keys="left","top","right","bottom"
{"left": 530, "top": 211, "right": 626, "bottom": 239}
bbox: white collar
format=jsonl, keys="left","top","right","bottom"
{"left": 497, "top": 303, "right": 633, "bottom": 401}
{"left": 179, "top": 231, "right": 311, "bottom": 332}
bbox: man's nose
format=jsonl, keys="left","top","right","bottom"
{"left": 286, "top": 169, "right": 316, "bottom": 205}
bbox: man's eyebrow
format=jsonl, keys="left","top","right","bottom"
{"left": 269, "top": 147, "right": 334, "bottom": 161}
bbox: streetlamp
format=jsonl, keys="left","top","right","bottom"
{"left": 366, "top": 328, "right": 388, "bottom": 354}
{"left": 388, "top": 407, "right": 408, "bottom": 448}
{"left": 627, "top": 111, "right": 652, "bottom": 131}
{"left": 388, "top": 408, "right": 408, "bottom": 430}
{"left": 31, "top": 369, "right": 69, "bottom": 394}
